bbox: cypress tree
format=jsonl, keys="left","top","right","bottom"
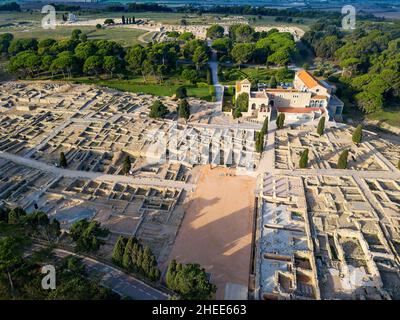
{"left": 276, "top": 113, "right": 285, "bottom": 129}
{"left": 398, "top": 159, "right": 400, "bottom": 170}
{"left": 299, "top": 149, "right": 309, "bottom": 168}
{"left": 317, "top": 116, "right": 325, "bottom": 136}
{"left": 352, "top": 124, "right": 363, "bottom": 144}
{"left": 206, "top": 67, "right": 212, "bottom": 85}
{"left": 122, "top": 16, "right": 125, "bottom": 24}
{"left": 178, "top": 99, "right": 190, "bottom": 120}
{"left": 337, "top": 149, "right": 349, "bottom": 169}
{"left": 261, "top": 116, "right": 269, "bottom": 135}
{"left": 176, "top": 86, "right": 187, "bottom": 99}
{"left": 255, "top": 131, "right": 264, "bottom": 153}
{"left": 122, "top": 237, "right": 134, "bottom": 270}
{"left": 59, "top": 152, "right": 67, "bottom": 168}
{"left": 269, "top": 76, "right": 277, "bottom": 88}
{"left": 112, "top": 236, "right": 127, "bottom": 266}
{"left": 122, "top": 155, "right": 131, "bottom": 175}
{"left": 166, "top": 259, "right": 177, "bottom": 290}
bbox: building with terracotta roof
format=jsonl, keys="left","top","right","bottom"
{"left": 234, "top": 70, "right": 344, "bottom": 124}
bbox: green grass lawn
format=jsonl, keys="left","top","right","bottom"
{"left": 3, "top": 25, "right": 147, "bottom": 47}
{"left": 366, "top": 109, "right": 400, "bottom": 128}
{"left": 72, "top": 78, "right": 213, "bottom": 101}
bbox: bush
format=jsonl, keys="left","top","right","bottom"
{"left": 104, "top": 19, "right": 115, "bottom": 25}
{"left": 337, "top": 149, "right": 349, "bottom": 169}
{"left": 149, "top": 100, "right": 168, "bottom": 119}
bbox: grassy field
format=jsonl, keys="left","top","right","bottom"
{"left": 72, "top": 77, "right": 213, "bottom": 100}
{"left": 1, "top": 23, "right": 147, "bottom": 46}
{"left": 366, "top": 109, "right": 400, "bottom": 128}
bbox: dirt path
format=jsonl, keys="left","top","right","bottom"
{"left": 167, "top": 166, "right": 256, "bottom": 299}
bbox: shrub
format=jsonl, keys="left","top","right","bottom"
{"left": 149, "top": 100, "right": 168, "bottom": 119}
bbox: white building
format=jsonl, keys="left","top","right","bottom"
{"left": 234, "top": 70, "right": 344, "bottom": 124}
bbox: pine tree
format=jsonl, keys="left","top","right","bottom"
{"left": 299, "top": 149, "right": 309, "bottom": 168}
{"left": 352, "top": 124, "right": 363, "bottom": 144}
{"left": 59, "top": 152, "right": 67, "bottom": 168}
{"left": 122, "top": 16, "right": 125, "bottom": 24}
{"left": 122, "top": 155, "right": 131, "bottom": 175}
{"left": 261, "top": 116, "right": 269, "bottom": 135}
{"left": 112, "top": 236, "right": 127, "bottom": 266}
{"left": 317, "top": 116, "right": 325, "bottom": 136}
{"left": 337, "top": 149, "right": 349, "bottom": 169}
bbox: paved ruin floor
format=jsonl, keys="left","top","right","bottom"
{"left": 168, "top": 166, "right": 256, "bottom": 299}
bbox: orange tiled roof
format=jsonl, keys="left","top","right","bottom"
{"left": 297, "top": 70, "right": 320, "bottom": 89}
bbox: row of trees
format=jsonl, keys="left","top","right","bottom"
{"left": 2, "top": 29, "right": 210, "bottom": 82}
{"left": 112, "top": 236, "right": 161, "bottom": 282}
{"left": 209, "top": 25, "right": 296, "bottom": 66}
{"left": 0, "top": 206, "right": 60, "bottom": 241}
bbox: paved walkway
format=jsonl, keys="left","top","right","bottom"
{"left": 0, "top": 151, "right": 195, "bottom": 191}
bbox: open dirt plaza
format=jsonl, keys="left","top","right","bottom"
{"left": 167, "top": 166, "right": 256, "bottom": 299}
